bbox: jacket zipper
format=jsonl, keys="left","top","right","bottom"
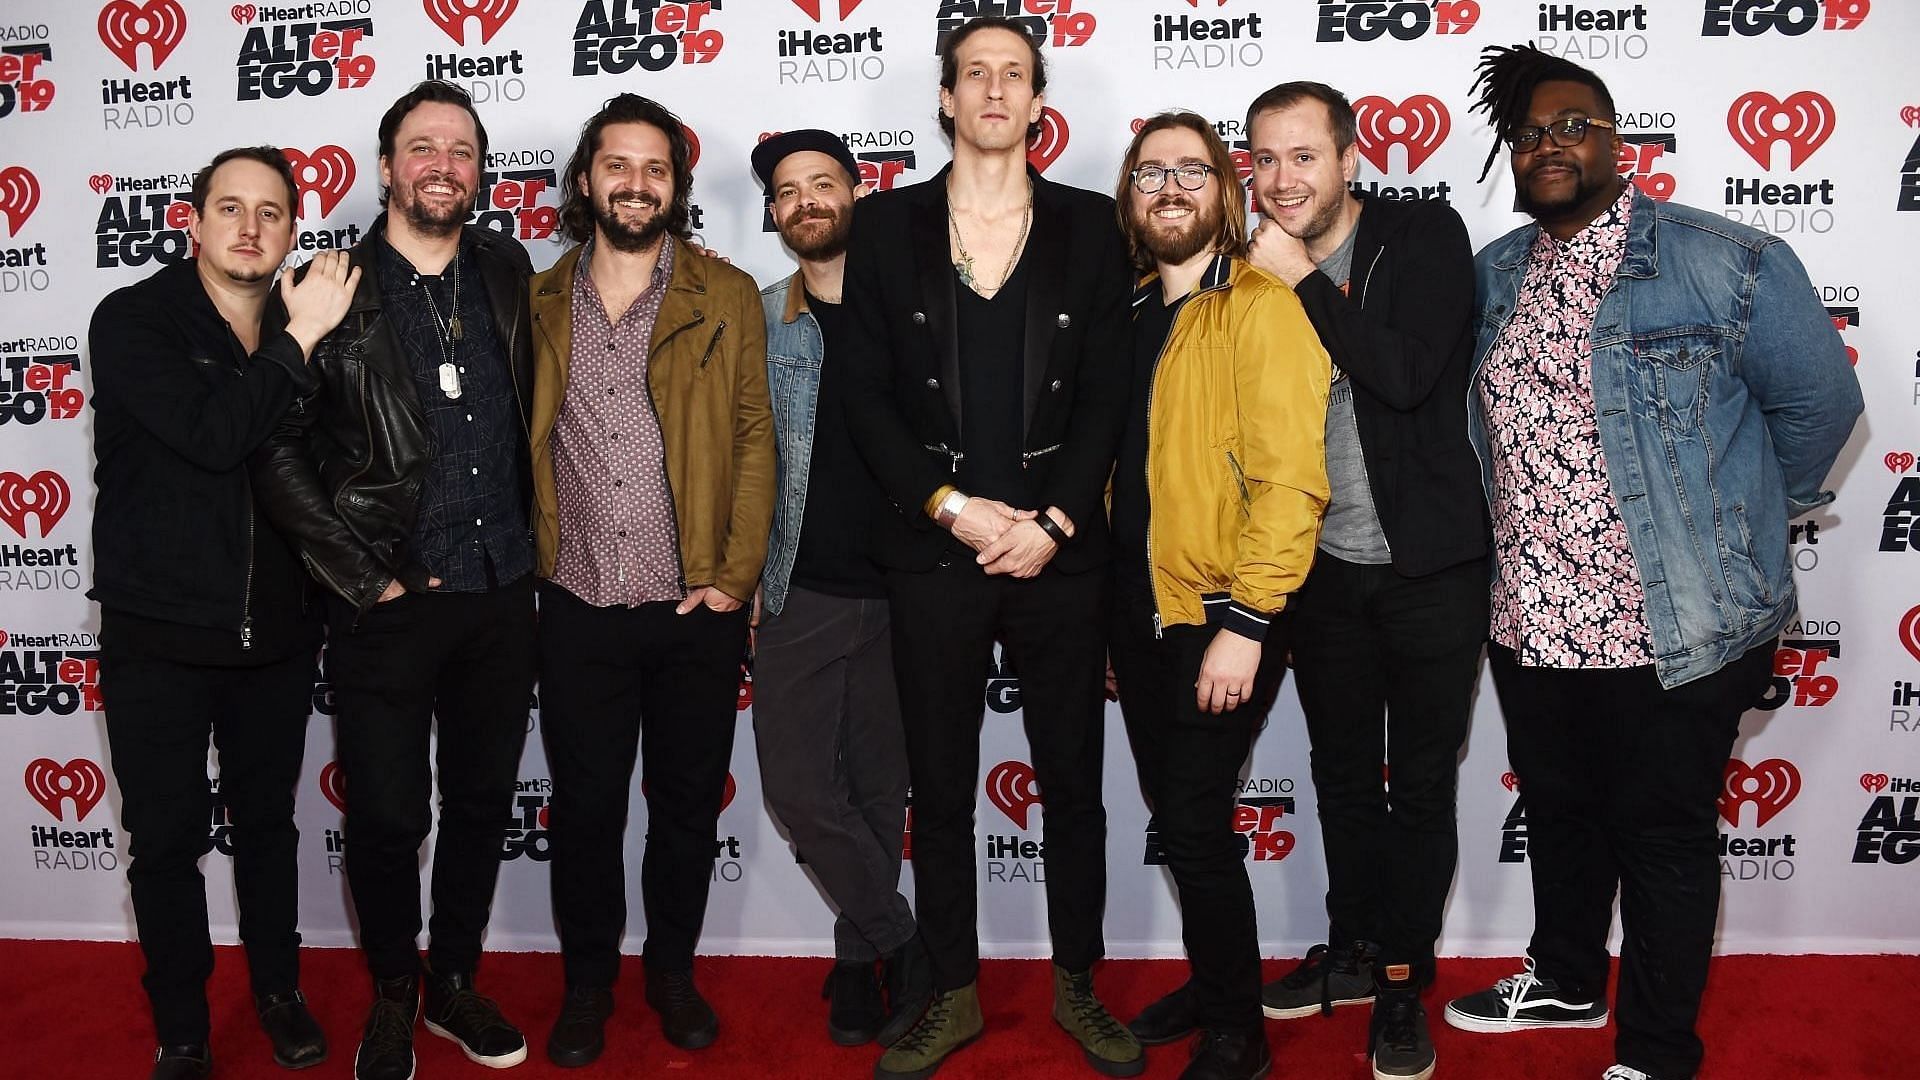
{"left": 698, "top": 321, "right": 727, "bottom": 368}
{"left": 1225, "top": 448, "right": 1250, "bottom": 507}
{"left": 1143, "top": 325, "right": 1169, "bottom": 640}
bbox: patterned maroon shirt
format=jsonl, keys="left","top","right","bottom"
{"left": 550, "top": 240, "right": 683, "bottom": 608}
{"left": 1480, "top": 185, "right": 1655, "bottom": 668}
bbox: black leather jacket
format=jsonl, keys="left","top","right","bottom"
{"left": 252, "top": 216, "right": 534, "bottom": 612}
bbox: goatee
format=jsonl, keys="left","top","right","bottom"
{"left": 595, "top": 193, "right": 669, "bottom": 253}
{"left": 779, "top": 208, "right": 850, "bottom": 260}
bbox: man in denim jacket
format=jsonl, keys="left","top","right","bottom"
{"left": 748, "top": 129, "right": 930, "bottom": 1050}
{"left": 1442, "top": 47, "right": 1862, "bottom": 1080}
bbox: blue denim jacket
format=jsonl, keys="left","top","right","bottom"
{"left": 1469, "top": 189, "right": 1862, "bottom": 688}
{"left": 760, "top": 272, "right": 823, "bottom": 617}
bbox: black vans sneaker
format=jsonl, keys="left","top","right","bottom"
{"left": 1443, "top": 960, "right": 1608, "bottom": 1034}
{"left": 1260, "top": 941, "right": 1377, "bottom": 1020}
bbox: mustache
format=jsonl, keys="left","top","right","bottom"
{"left": 606, "top": 190, "right": 663, "bottom": 208}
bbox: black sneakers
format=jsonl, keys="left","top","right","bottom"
{"left": 879, "top": 935, "right": 934, "bottom": 1048}
{"left": 423, "top": 968, "right": 529, "bottom": 1068}
{"left": 1127, "top": 982, "right": 1199, "bottom": 1046}
{"left": 1369, "top": 976, "right": 1435, "bottom": 1080}
{"left": 824, "top": 959, "right": 886, "bottom": 1046}
{"left": 545, "top": 985, "right": 614, "bottom": 1068}
{"left": 149, "top": 1044, "right": 211, "bottom": 1080}
{"left": 1443, "top": 959, "right": 1609, "bottom": 1033}
{"left": 1260, "top": 941, "right": 1378, "bottom": 1019}
{"left": 256, "top": 990, "right": 327, "bottom": 1070}
{"left": 1180, "top": 1029, "right": 1272, "bottom": 1080}
{"left": 645, "top": 966, "right": 720, "bottom": 1050}
{"left": 354, "top": 975, "right": 418, "bottom": 1080}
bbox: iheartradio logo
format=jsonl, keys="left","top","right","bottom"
{"left": 231, "top": 3, "right": 254, "bottom": 22}
{"left": 319, "top": 761, "right": 347, "bottom": 814}
{"left": 1500, "top": 771, "right": 1520, "bottom": 792}
{"left": 1861, "top": 773, "right": 1890, "bottom": 794}
{"left": 1352, "top": 95, "right": 1450, "bottom": 174}
{"left": 88, "top": 174, "right": 115, "bottom": 196}
{"left": 425, "top": 0, "right": 519, "bottom": 46}
{"left": 0, "top": 470, "right": 72, "bottom": 539}
{"left": 1887, "top": 452, "right": 1917, "bottom": 474}
{"left": 1904, "top": 105, "right": 1920, "bottom": 129}
{"left": 283, "top": 146, "right": 355, "bottom": 219}
{"left": 0, "top": 166, "right": 40, "bottom": 236}
{"left": 1717, "top": 758, "right": 1801, "bottom": 828}
{"left": 1727, "top": 91, "right": 1835, "bottom": 170}
{"left": 986, "top": 760, "right": 1042, "bottom": 829}
{"left": 1027, "top": 107, "right": 1069, "bottom": 174}
{"left": 790, "top": 0, "right": 865, "bottom": 19}
{"left": 25, "top": 758, "right": 108, "bottom": 822}
{"left": 98, "top": 0, "right": 188, "bottom": 72}
{"left": 1898, "top": 604, "right": 1920, "bottom": 664}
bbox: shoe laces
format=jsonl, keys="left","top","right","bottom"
{"left": 1060, "top": 976, "right": 1129, "bottom": 1044}
{"left": 893, "top": 991, "right": 956, "bottom": 1054}
{"left": 1374, "top": 991, "right": 1423, "bottom": 1054}
{"left": 441, "top": 986, "right": 511, "bottom": 1036}
{"left": 1603, "top": 1068, "right": 1654, "bottom": 1080}
{"left": 655, "top": 970, "right": 702, "bottom": 1010}
{"left": 362, "top": 996, "right": 414, "bottom": 1054}
{"left": 1491, "top": 957, "right": 1546, "bottom": 1014}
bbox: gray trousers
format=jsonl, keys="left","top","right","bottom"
{"left": 753, "top": 586, "right": 916, "bottom": 960}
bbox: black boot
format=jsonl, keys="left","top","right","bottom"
{"left": 1128, "top": 982, "right": 1199, "bottom": 1046}
{"left": 1181, "top": 1029, "right": 1272, "bottom": 1080}
{"left": 877, "top": 935, "right": 933, "bottom": 1048}
{"left": 353, "top": 975, "right": 417, "bottom": 1080}
{"left": 256, "top": 990, "right": 327, "bottom": 1069}
{"left": 823, "top": 960, "right": 885, "bottom": 1046}
{"left": 149, "top": 1044, "right": 211, "bottom": 1080}
{"left": 645, "top": 966, "right": 719, "bottom": 1050}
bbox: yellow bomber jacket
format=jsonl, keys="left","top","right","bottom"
{"left": 1136, "top": 254, "right": 1330, "bottom": 639}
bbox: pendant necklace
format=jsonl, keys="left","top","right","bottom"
{"left": 420, "top": 255, "right": 464, "bottom": 400}
{"left": 948, "top": 184, "right": 1032, "bottom": 297}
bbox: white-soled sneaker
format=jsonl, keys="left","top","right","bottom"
{"left": 1442, "top": 958, "right": 1609, "bottom": 1034}
{"left": 1602, "top": 1066, "right": 1661, "bottom": 1080}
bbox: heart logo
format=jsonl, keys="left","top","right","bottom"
{"left": 1861, "top": 773, "right": 1890, "bottom": 794}
{"left": 1026, "top": 107, "right": 1069, "bottom": 173}
{"left": 682, "top": 124, "right": 701, "bottom": 170}
{"left": 422, "top": 0, "right": 518, "bottom": 46}
{"left": 1130, "top": 117, "right": 1147, "bottom": 134}
{"left": 0, "top": 470, "right": 72, "bottom": 539}
{"left": 1727, "top": 90, "right": 1836, "bottom": 170}
{"left": 230, "top": 4, "right": 255, "bottom": 23}
{"left": 985, "top": 760, "right": 1042, "bottom": 829}
{"left": 319, "top": 761, "right": 347, "bottom": 813}
{"left": 1500, "top": 772, "right": 1520, "bottom": 792}
{"left": 1716, "top": 758, "right": 1801, "bottom": 828}
{"left": 97, "top": 0, "right": 188, "bottom": 72}
{"left": 281, "top": 145, "right": 356, "bottom": 219}
{"left": 0, "top": 166, "right": 42, "bottom": 237}
{"left": 0, "top": 630, "right": 9, "bottom": 647}
{"left": 25, "top": 758, "right": 108, "bottom": 822}
{"left": 1353, "top": 95, "right": 1452, "bottom": 174}
{"left": 1900, "top": 605, "right": 1920, "bottom": 664}
{"left": 88, "top": 173, "right": 114, "bottom": 196}
{"left": 1886, "top": 451, "right": 1915, "bottom": 474}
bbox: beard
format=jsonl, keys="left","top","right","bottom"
{"left": 1267, "top": 187, "right": 1344, "bottom": 245}
{"left": 594, "top": 189, "right": 671, "bottom": 253}
{"left": 777, "top": 205, "right": 851, "bottom": 260}
{"left": 1137, "top": 194, "right": 1222, "bottom": 267}
{"left": 1514, "top": 159, "right": 1612, "bottom": 219}
{"left": 392, "top": 176, "right": 471, "bottom": 239}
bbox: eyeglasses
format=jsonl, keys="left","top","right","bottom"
{"left": 1503, "top": 116, "right": 1616, "bottom": 154}
{"left": 1130, "top": 163, "right": 1215, "bottom": 194}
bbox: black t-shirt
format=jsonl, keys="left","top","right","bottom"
{"left": 1112, "top": 290, "right": 1187, "bottom": 599}
{"left": 790, "top": 293, "right": 886, "bottom": 599}
{"left": 954, "top": 253, "right": 1033, "bottom": 506}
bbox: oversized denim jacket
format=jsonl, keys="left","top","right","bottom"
{"left": 1468, "top": 188, "right": 1863, "bottom": 689}
{"left": 759, "top": 272, "right": 824, "bottom": 617}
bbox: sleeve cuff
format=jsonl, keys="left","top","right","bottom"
{"left": 1221, "top": 599, "right": 1275, "bottom": 643}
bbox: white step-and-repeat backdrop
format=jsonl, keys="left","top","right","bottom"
{"left": 1, "top": 0, "right": 1915, "bottom": 959}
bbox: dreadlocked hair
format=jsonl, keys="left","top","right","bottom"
{"left": 1468, "top": 43, "right": 1616, "bottom": 182}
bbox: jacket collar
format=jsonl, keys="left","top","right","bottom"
{"left": 780, "top": 270, "right": 809, "bottom": 324}
{"left": 1132, "top": 251, "right": 1234, "bottom": 308}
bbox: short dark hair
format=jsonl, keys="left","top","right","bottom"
{"left": 189, "top": 146, "right": 298, "bottom": 215}
{"left": 937, "top": 16, "right": 1048, "bottom": 142}
{"left": 1469, "top": 44, "right": 1616, "bottom": 181}
{"left": 559, "top": 94, "right": 697, "bottom": 245}
{"left": 376, "top": 80, "right": 488, "bottom": 206}
{"left": 1115, "top": 111, "right": 1247, "bottom": 273}
{"left": 1246, "top": 81, "right": 1358, "bottom": 155}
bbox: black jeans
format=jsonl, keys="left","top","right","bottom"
{"left": 1491, "top": 639, "right": 1776, "bottom": 1080}
{"left": 99, "top": 626, "right": 313, "bottom": 1045}
{"left": 326, "top": 576, "right": 536, "bottom": 981}
{"left": 539, "top": 580, "right": 750, "bottom": 987}
{"left": 887, "top": 561, "right": 1109, "bottom": 992}
{"left": 1108, "top": 588, "right": 1286, "bottom": 1035}
{"left": 753, "top": 587, "right": 915, "bottom": 961}
{"left": 1289, "top": 554, "right": 1488, "bottom": 983}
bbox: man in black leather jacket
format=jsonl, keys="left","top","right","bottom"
{"left": 252, "top": 80, "right": 537, "bottom": 1080}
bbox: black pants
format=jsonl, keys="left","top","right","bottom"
{"left": 327, "top": 577, "right": 535, "bottom": 981}
{"left": 1290, "top": 554, "right": 1488, "bottom": 983}
{"left": 753, "top": 587, "right": 915, "bottom": 961}
{"left": 1108, "top": 588, "right": 1286, "bottom": 1034}
{"left": 887, "top": 561, "right": 1109, "bottom": 992}
{"left": 1491, "top": 640, "right": 1775, "bottom": 1080}
{"left": 539, "top": 580, "right": 750, "bottom": 988}
{"left": 99, "top": 628, "right": 313, "bottom": 1045}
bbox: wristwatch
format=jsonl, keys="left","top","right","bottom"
{"left": 935, "top": 489, "right": 970, "bottom": 527}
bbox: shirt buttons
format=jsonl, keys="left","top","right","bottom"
{"left": 1056, "top": 313, "right": 1071, "bottom": 328}
{"left": 470, "top": 467, "right": 478, "bottom": 475}
{"left": 606, "top": 387, "right": 616, "bottom": 395}
{"left": 465, "top": 413, "right": 473, "bottom": 421}
{"left": 926, "top": 377, "right": 940, "bottom": 389}
{"left": 1050, "top": 379, "right": 1063, "bottom": 391}
{"left": 912, "top": 311, "right": 927, "bottom": 325}
{"left": 474, "top": 517, "right": 483, "bottom": 526}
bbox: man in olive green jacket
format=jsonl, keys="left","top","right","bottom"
{"left": 526, "top": 93, "right": 773, "bottom": 1069}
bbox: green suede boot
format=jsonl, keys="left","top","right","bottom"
{"left": 873, "top": 983, "right": 983, "bottom": 1080}
{"left": 1052, "top": 965, "right": 1145, "bottom": 1077}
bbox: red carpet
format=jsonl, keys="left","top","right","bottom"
{"left": 4, "top": 942, "right": 1909, "bottom": 1078}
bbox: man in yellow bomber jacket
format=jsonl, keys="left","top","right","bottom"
{"left": 1106, "top": 111, "right": 1330, "bottom": 1080}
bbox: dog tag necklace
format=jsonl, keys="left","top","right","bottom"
{"left": 420, "top": 255, "right": 464, "bottom": 399}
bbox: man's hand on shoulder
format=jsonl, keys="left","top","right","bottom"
{"left": 281, "top": 250, "right": 360, "bottom": 359}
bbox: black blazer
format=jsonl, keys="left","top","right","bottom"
{"left": 839, "top": 165, "right": 1132, "bottom": 574}
{"left": 1290, "top": 191, "right": 1490, "bottom": 578}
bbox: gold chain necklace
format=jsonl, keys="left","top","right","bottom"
{"left": 948, "top": 186, "right": 1032, "bottom": 297}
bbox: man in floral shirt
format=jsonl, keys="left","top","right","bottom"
{"left": 1443, "top": 46, "right": 1862, "bottom": 1080}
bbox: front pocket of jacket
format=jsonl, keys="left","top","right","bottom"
{"left": 1635, "top": 332, "right": 1722, "bottom": 435}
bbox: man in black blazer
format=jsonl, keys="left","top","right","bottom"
{"left": 839, "top": 16, "right": 1138, "bottom": 1080}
